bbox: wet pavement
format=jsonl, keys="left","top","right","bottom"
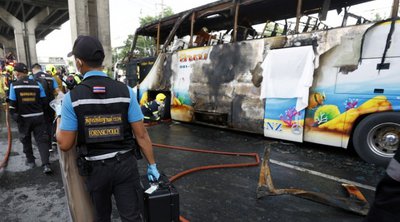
{"left": 0, "top": 114, "right": 386, "bottom": 221}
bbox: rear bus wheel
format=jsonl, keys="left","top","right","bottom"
{"left": 353, "top": 112, "right": 400, "bottom": 167}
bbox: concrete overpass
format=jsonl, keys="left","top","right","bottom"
{"left": 0, "top": 0, "right": 111, "bottom": 70}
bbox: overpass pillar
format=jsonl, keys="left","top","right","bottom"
{"left": 0, "top": 7, "right": 50, "bottom": 66}
{"left": 68, "top": 0, "right": 112, "bottom": 72}
{"left": 26, "top": 8, "right": 51, "bottom": 65}
{"left": 13, "top": 24, "right": 27, "bottom": 64}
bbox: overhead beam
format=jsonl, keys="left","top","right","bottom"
{"left": 24, "top": 5, "right": 37, "bottom": 19}
{"left": 36, "top": 10, "right": 67, "bottom": 37}
{"left": 4, "top": 0, "right": 68, "bottom": 9}
{"left": 0, "top": 7, "right": 20, "bottom": 27}
{"left": 14, "top": 3, "right": 23, "bottom": 19}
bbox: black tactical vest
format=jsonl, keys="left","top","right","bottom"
{"left": 34, "top": 71, "right": 55, "bottom": 101}
{"left": 70, "top": 75, "right": 135, "bottom": 156}
{"left": 13, "top": 76, "right": 43, "bottom": 117}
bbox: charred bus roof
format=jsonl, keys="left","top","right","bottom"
{"left": 135, "top": 0, "right": 374, "bottom": 41}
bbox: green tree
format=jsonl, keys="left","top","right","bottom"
{"left": 113, "top": 7, "right": 174, "bottom": 63}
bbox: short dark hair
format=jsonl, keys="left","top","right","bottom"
{"left": 31, "top": 63, "right": 41, "bottom": 70}
{"left": 84, "top": 59, "right": 103, "bottom": 68}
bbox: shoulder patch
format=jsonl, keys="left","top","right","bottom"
{"left": 93, "top": 86, "right": 106, "bottom": 94}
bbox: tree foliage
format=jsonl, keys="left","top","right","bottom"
{"left": 113, "top": 7, "right": 174, "bottom": 63}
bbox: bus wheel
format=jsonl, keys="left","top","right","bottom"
{"left": 353, "top": 112, "right": 400, "bottom": 167}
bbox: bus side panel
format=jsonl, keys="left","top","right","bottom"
{"left": 264, "top": 98, "right": 305, "bottom": 142}
{"left": 303, "top": 25, "right": 372, "bottom": 147}
{"left": 304, "top": 20, "right": 400, "bottom": 148}
{"left": 170, "top": 39, "right": 266, "bottom": 133}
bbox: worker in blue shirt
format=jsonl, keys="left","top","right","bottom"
{"left": 56, "top": 35, "right": 160, "bottom": 221}
{"left": 8, "top": 63, "right": 52, "bottom": 174}
{"left": 31, "top": 63, "right": 61, "bottom": 151}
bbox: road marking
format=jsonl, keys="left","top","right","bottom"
{"left": 270, "top": 159, "right": 376, "bottom": 191}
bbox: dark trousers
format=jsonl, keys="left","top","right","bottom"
{"left": 85, "top": 154, "right": 143, "bottom": 222}
{"left": 364, "top": 149, "right": 400, "bottom": 222}
{"left": 17, "top": 116, "right": 50, "bottom": 165}
{"left": 44, "top": 108, "right": 56, "bottom": 145}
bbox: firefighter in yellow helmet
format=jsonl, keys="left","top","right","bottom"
{"left": 46, "top": 64, "right": 64, "bottom": 92}
{"left": 141, "top": 93, "right": 166, "bottom": 122}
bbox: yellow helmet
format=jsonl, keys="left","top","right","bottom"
{"left": 5, "top": 65, "right": 14, "bottom": 72}
{"left": 156, "top": 93, "right": 166, "bottom": 102}
{"left": 45, "top": 64, "right": 57, "bottom": 75}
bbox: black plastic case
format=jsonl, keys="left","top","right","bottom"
{"left": 141, "top": 174, "right": 180, "bottom": 222}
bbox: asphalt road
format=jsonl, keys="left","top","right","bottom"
{"left": 0, "top": 118, "right": 386, "bottom": 222}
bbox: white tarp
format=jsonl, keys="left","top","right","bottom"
{"left": 260, "top": 46, "right": 315, "bottom": 111}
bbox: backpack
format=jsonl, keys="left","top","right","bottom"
{"left": 34, "top": 71, "right": 55, "bottom": 102}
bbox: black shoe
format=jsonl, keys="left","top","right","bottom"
{"left": 50, "top": 142, "right": 57, "bottom": 152}
{"left": 43, "top": 164, "right": 52, "bottom": 174}
{"left": 25, "top": 160, "right": 36, "bottom": 168}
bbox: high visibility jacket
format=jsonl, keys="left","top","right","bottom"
{"left": 0, "top": 75, "right": 5, "bottom": 99}
{"left": 141, "top": 100, "right": 160, "bottom": 120}
{"left": 1, "top": 73, "right": 12, "bottom": 97}
{"left": 73, "top": 74, "right": 82, "bottom": 84}
{"left": 10, "top": 76, "right": 44, "bottom": 118}
{"left": 70, "top": 76, "right": 136, "bottom": 156}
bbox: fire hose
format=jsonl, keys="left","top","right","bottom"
{"left": 0, "top": 103, "right": 12, "bottom": 169}
{"left": 151, "top": 136, "right": 370, "bottom": 220}
{"left": 152, "top": 142, "right": 261, "bottom": 222}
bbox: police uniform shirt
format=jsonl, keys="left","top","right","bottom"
{"left": 60, "top": 70, "right": 143, "bottom": 132}
{"left": 9, "top": 78, "right": 47, "bottom": 116}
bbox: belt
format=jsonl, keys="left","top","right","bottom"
{"left": 85, "top": 149, "right": 132, "bottom": 161}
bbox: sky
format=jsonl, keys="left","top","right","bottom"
{"left": 36, "top": 0, "right": 218, "bottom": 60}
{"left": 36, "top": 0, "right": 394, "bottom": 60}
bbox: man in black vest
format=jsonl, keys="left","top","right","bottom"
{"left": 56, "top": 35, "right": 160, "bottom": 222}
{"left": 31, "top": 63, "right": 61, "bottom": 151}
{"left": 364, "top": 147, "right": 400, "bottom": 222}
{"left": 8, "top": 63, "right": 52, "bottom": 174}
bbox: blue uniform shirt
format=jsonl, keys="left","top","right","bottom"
{"left": 60, "top": 70, "right": 143, "bottom": 131}
{"left": 9, "top": 81, "right": 46, "bottom": 101}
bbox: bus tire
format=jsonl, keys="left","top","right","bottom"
{"left": 353, "top": 112, "right": 400, "bottom": 167}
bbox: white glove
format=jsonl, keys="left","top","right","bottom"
{"left": 55, "top": 103, "right": 62, "bottom": 116}
{"left": 50, "top": 92, "right": 65, "bottom": 116}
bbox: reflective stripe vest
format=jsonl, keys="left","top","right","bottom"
{"left": 34, "top": 71, "right": 55, "bottom": 100}
{"left": 12, "top": 76, "right": 43, "bottom": 117}
{"left": 141, "top": 100, "right": 160, "bottom": 120}
{"left": 70, "top": 75, "right": 136, "bottom": 156}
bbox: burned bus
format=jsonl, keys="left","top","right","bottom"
{"left": 126, "top": 0, "right": 400, "bottom": 166}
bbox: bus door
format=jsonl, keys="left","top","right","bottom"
{"left": 261, "top": 46, "right": 315, "bottom": 143}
